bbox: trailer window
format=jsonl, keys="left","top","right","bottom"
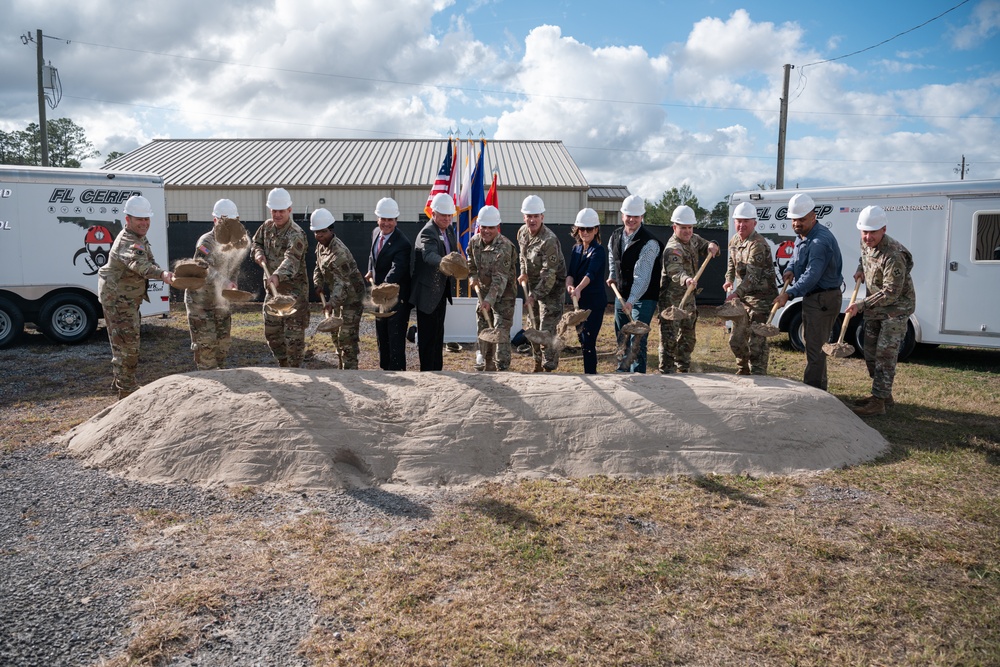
{"left": 974, "top": 212, "right": 1000, "bottom": 261}
{"left": 343, "top": 213, "right": 365, "bottom": 223}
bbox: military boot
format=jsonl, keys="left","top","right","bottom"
{"left": 278, "top": 359, "right": 290, "bottom": 368}
{"left": 532, "top": 359, "right": 544, "bottom": 373}
{"left": 736, "top": 360, "right": 751, "bottom": 376}
{"left": 852, "top": 397, "right": 886, "bottom": 417}
{"left": 854, "top": 394, "right": 894, "bottom": 408}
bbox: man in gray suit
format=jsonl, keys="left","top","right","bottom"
{"left": 410, "top": 193, "right": 459, "bottom": 371}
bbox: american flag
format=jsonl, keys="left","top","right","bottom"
{"left": 424, "top": 139, "right": 455, "bottom": 218}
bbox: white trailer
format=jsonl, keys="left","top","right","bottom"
{"left": 0, "top": 166, "right": 170, "bottom": 348}
{"left": 728, "top": 179, "right": 1000, "bottom": 359}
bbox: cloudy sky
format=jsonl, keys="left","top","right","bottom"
{"left": 3, "top": 0, "right": 998, "bottom": 207}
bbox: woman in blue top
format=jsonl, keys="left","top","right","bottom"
{"left": 565, "top": 208, "right": 609, "bottom": 374}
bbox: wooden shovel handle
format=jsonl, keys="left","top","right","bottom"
{"left": 609, "top": 283, "right": 635, "bottom": 323}
{"left": 261, "top": 264, "right": 280, "bottom": 299}
{"left": 572, "top": 294, "right": 580, "bottom": 311}
{"left": 764, "top": 277, "right": 792, "bottom": 322}
{"left": 519, "top": 279, "right": 540, "bottom": 330}
{"left": 678, "top": 253, "right": 714, "bottom": 310}
{"left": 835, "top": 277, "right": 864, "bottom": 344}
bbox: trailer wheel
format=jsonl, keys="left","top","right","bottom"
{"left": 850, "top": 317, "right": 916, "bottom": 361}
{"left": 38, "top": 294, "right": 98, "bottom": 345}
{"left": 0, "top": 296, "right": 25, "bottom": 349}
{"left": 787, "top": 311, "right": 805, "bottom": 352}
{"left": 788, "top": 310, "right": 841, "bottom": 353}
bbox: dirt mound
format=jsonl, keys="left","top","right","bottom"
{"left": 62, "top": 370, "right": 888, "bottom": 490}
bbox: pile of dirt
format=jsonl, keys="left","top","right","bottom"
{"left": 62, "top": 370, "right": 889, "bottom": 490}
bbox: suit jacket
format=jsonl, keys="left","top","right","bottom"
{"left": 410, "top": 220, "right": 457, "bottom": 314}
{"left": 368, "top": 228, "right": 412, "bottom": 306}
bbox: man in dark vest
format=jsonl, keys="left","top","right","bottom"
{"left": 606, "top": 194, "right": 662, "bottom": 373}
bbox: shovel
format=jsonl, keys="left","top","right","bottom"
{"left": 660, "top": 253, "right": 713, "bottom": 321}
{"left": 170, "top": 259, "right": 208, "bottom": 291}
{"left": 823, "top": 277, "right": 863, "bottom": 358}
{"left": 751, "top": 278, "right": 791, "bottom": 338}
{"left": 315, "top": 292, "right": 344, "bottom": 333}
{"left": 609, "top": 283, "right": 650, "bottom": 336}
{"left": 474, "top": 285, "right": 504, "bottom": 344}
{"left": 261, "top": 264, "right": 298, "bottom": 317}
{"left": 556, "top": 294, "right": 592, "bottom": 344}
{"left": 367, "top": 278, "right": 398, "bottom": 319}
{"left": 519, "top": 279, "right": 556, "bottom": 347}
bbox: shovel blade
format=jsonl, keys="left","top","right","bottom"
{"left": 478, "top": 327, "right": 504, "bottom": 344}
{"left": 750, "top": 323, "right": 781, "bottom": 338}
{"left": 621, "top": 321, "right": 650, "bottom": 336}
{"left": 823, "top": 342, "right": 855, "bottom": 358}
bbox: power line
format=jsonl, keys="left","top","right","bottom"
{"left": 802, "top": 0, "right": 972, "bottom": 68}
{"left": 60, "top": 94, "right": 999, "bottom": 167}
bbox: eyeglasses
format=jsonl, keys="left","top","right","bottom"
{"left": 577, "top": 227, "right": 596, "bottom": 233}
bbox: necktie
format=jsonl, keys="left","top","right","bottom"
{"left": 442, "top": 231, "right": 451, "bottom": 254}
{"left": 376, "top": 235, "right": 385, "bottom": 257}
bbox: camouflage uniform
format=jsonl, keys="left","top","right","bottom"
{"left": 725, "top": 231, "right": 778, "bottom": 375}
{"left": 251, "top": 219, "right": 310, "bottom": 367}
{"left": 314, "top": 234, "right": 365, "bottom": 369}
{"left": 468, "top": 232, "right": 518, "bottom": 371}
{"left": 185, "top": 230, "right": 247, "bottom": 370}
{"left": 659, "top": 233, "right": 712, "bottom": 373}
{"left": 97, "top": 228, "right": 168, "bottom": 397}
{"left": 855, "top": 234, "right": 915, "bottom": 399}
{"left": 517, "top": 223, "right": 567, "bottom": 371}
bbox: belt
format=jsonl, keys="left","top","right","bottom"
{"left": 805, "top": 287, "right": 839, "bottom": 298}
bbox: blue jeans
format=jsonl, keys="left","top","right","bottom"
{"left": 614, "top": 299, "right": 656, "bottom": 373}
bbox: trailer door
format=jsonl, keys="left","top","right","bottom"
{"left": 943, "top": 198, "right": 1000, "bottom": 339}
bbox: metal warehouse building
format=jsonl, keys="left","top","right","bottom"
{"left": 105, "top": 138, "right": 624, "bottom": 226}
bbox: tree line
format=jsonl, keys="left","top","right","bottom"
{"left": 0, "top": 118, "right": 107, "bottom": 168}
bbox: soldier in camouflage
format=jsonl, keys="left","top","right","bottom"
{"left": 251, "top": 187, "right": 310, "bottom": 368}
{"left": 185, "top": 199, "right": 247, "bottom": 370}
{"left": 517, "top": 195, "right": 566, "bottom": 372}
{"left": 97, "top": 195, "right": 175, "bottom": 399}
{"left": 658, "top": 205, "right": 719, "bottom": 373}
{"left": 468, "top": 206, "right": 518, "bottom": 371}
{"left": 846, "top": 206, "right": 916, "bottom": 416}
{"left": 723, "top": 202, "right": 778, "bottom": 375}
{"left": 310, "top": 209, "right": 365, "bottom": 369}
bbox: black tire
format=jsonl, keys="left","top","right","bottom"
{"left": 787, "top": 308, "right": 842, "bottom": 352}
{"left": 0, "top": 296, "right": 25, "bottom": 349}
{"left": 787, "top": 310, "right": 805, "bottom": 351}
{"left": 38, "top": 294, "right": 98, "bottom": 345}
{"left": 850, "top": 317, "right": 916, "bottom": 361}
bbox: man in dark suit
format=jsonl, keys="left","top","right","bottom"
{"left": 366, "top": 197, "right": 412, "bottom": 371}
{"left": 410, "top": 193, "right": 458, "bottom": 371}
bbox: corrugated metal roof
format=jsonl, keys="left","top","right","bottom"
{"left": 588, "top": 185, "right": 631, "bottom": 200}
{"left": 104, "top": 139, "right": 590, "bottom": 190}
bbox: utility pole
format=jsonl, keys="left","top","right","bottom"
{"left": 776, "top": 63, "right": 793, "bottom": 190}
{"left": 955, "top": 155, "right": 970, "bottom": 180}
{"left": 35, "top": 29, "right": 49, "bottom": 167}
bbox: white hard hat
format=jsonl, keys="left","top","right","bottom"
{"left": 309, "top": 208, "right": 335, "bottom": 231}
{"left": 620, "top": 194, "right": 645, "bottom": 216}
{"left": 670, "top": 205, "right": 697, "bottom": 226}
{"left": 574, "top": 208, "right": 600, "bottom": 228}
{"left": 786, "top": 193, "right": 816, "bottom": 219}
{"left": 266, "top": 187, "right": 293, "bottom": 210}
{"left": 213, "top": 198, "right": 238, "bottom": 219}
{"left": 857, "top": 205, "right": 887, "bottom": 231}
{"left": 430, "top": 192, "right": 456, "bottom": 215}
{"left": 374, "top": 197, "right": 400, "bottom": 219}
{"left": 732, "top": 202, "right": 757, "bottom": 221}
{"left": 477, "top": 205, "right": 501, "bottom": 227}
{"left": 520, "top": 195, "right": 545, "bottom": 215}
{"left": 123, "top": 195, "right": 153, "bottom": 218}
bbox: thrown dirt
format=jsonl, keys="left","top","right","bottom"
{"left": 62, "top": 371, "right": 889, "bottom": 491}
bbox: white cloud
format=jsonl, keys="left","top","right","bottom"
{"left": 951, "top": 0, "right": 1000, "bottom": 50}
